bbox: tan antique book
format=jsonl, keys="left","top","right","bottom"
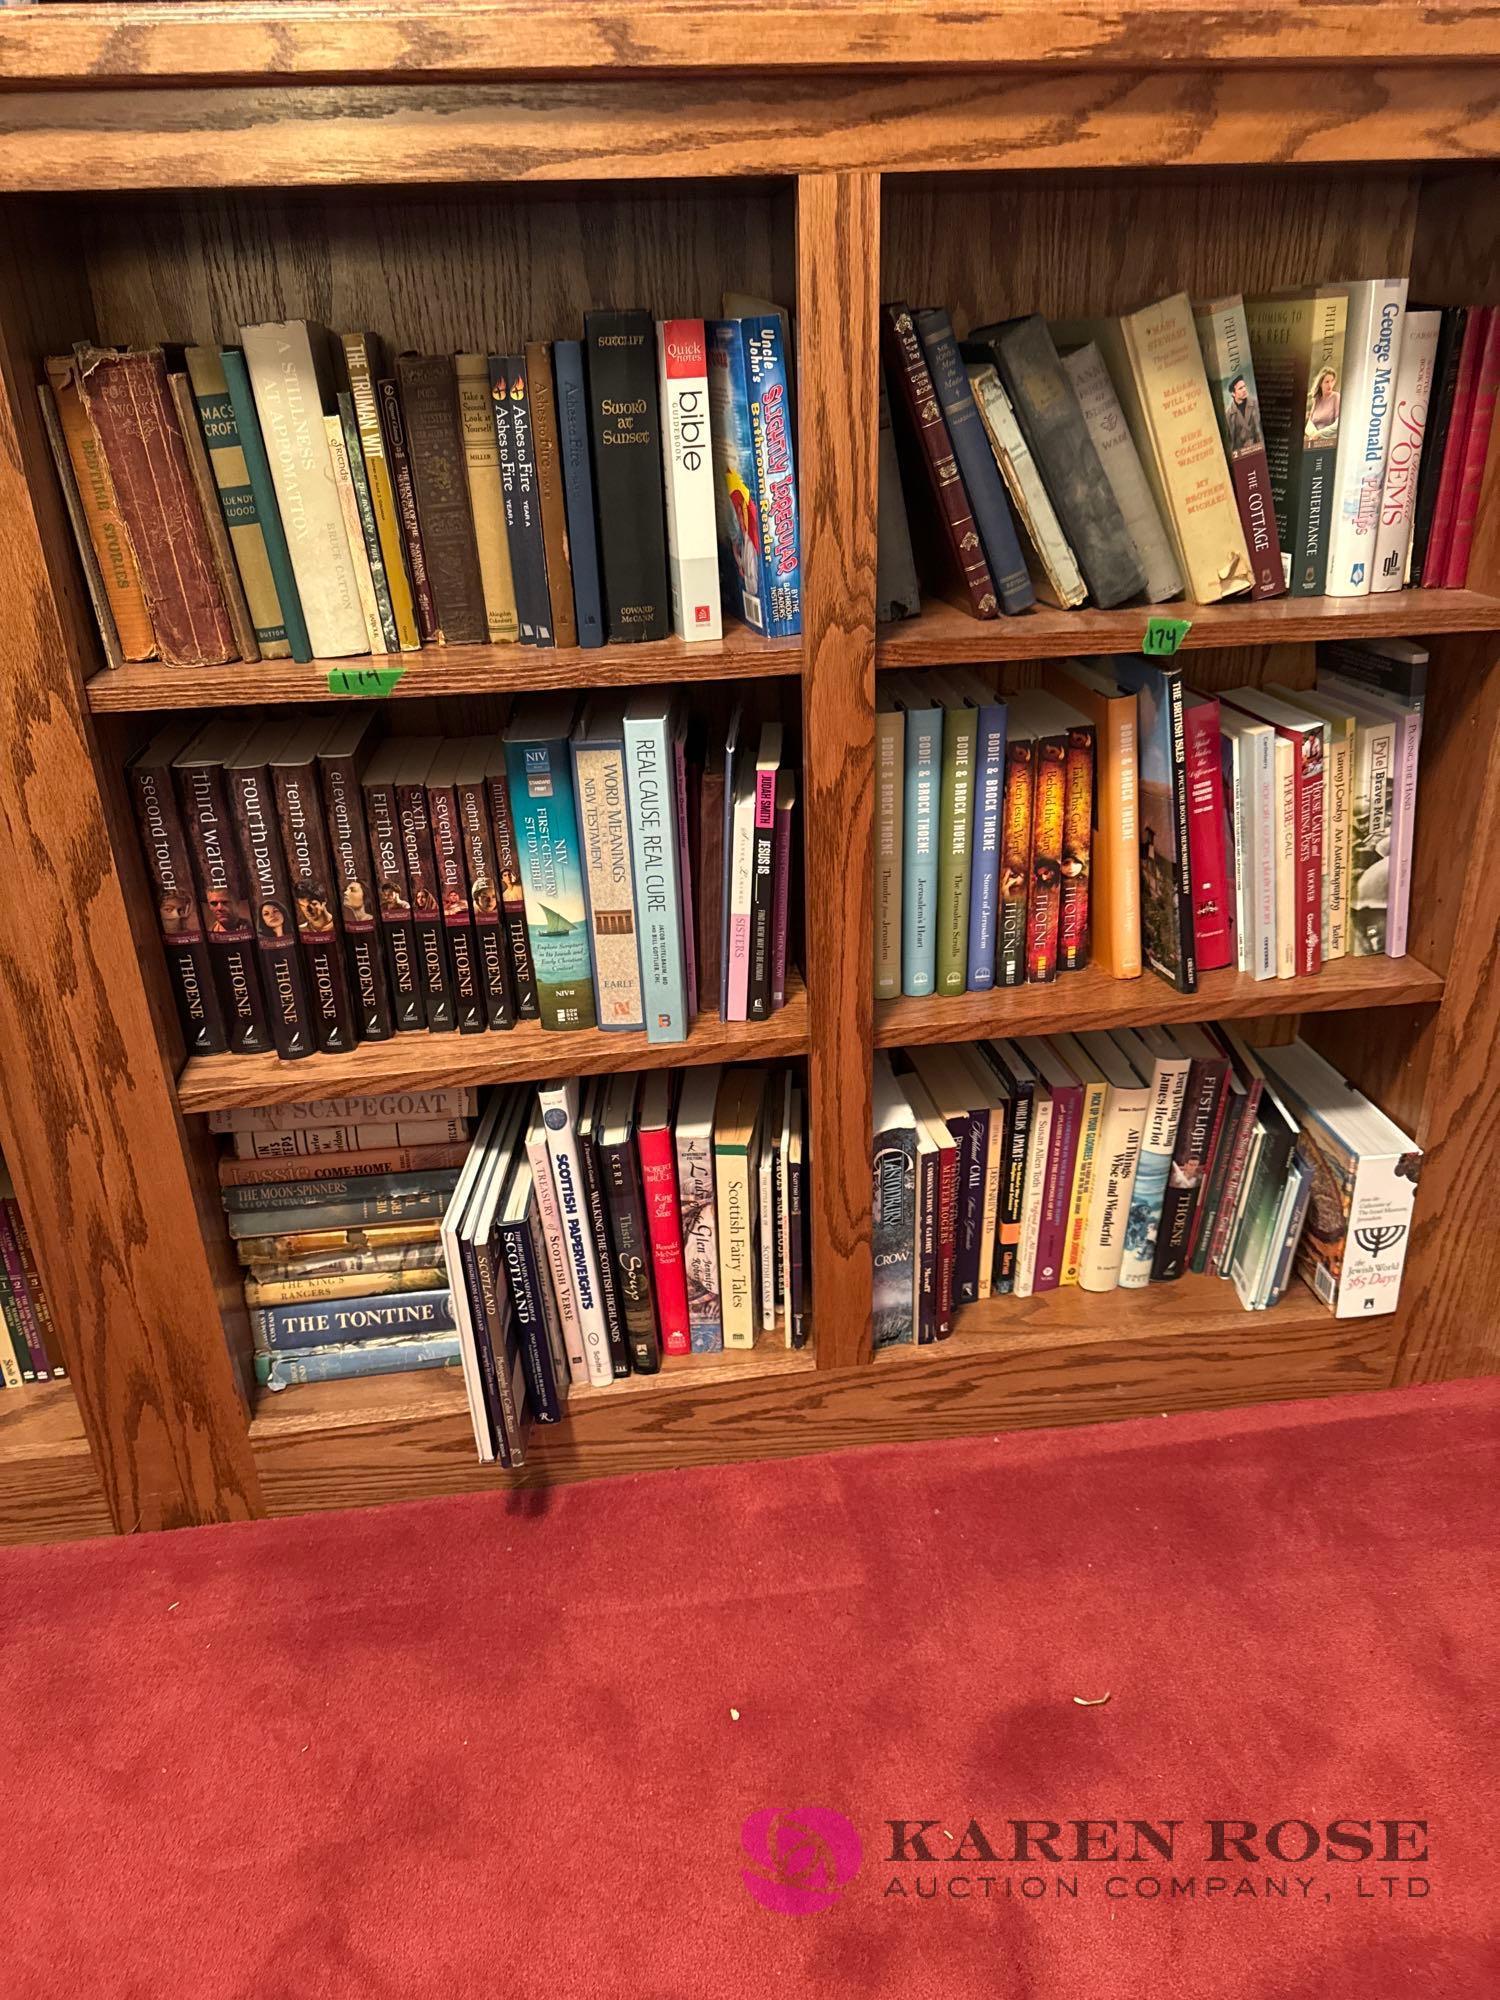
{"left": 43, "top": 354, "right": 156, "bottom": 660}
{"left": 340, "top": 332, "right": 422, "bottom": 651}
{"left": 454, "top": 352, "right": 519, "bottom": 644}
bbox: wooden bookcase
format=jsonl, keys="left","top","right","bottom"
{"left": 1, "top": 3, "right": 1498, "bottom": 1542}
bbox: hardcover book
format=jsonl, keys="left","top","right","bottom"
{"left": 1114, "top": 1025, "right": 1191, "bottom": 1288}
{"left": 876, "top": 368, "right": 923, "bottom": 622}
{"left": 552, "top": 340, "right": 606, "bottom": 648}
{"left": 887, "top": 674, "right": 942, "bottom": 997}
{"left": 393, "top": 352, "right": 489, "bottom": 646}
{"left": 270, "top": 718, "right": 358, "bottom": 1053}
{"left": 657, "top": 318, "right": 723, "bottom": 642}
{"left": 1181, "top": 691, "right": 1235, "bottom": 972}
{"left": 128, "top": 720, "right": 227, "bottom": 1054}
{"left": 42, "top": 354, "right": 156, "bottom": 659}
{"left": 1408, "top": 306, "right": 1469, "bottom": 584}
{"left": 1051, "top": 659, "right": 1140, "bottom": 980}
{"left": 715, "top": 1068, "right": 766, "bottom": 1349}
{"left": 1325, "top": 278, "right": 1409, "bottom": 597}
{"left": 623, "top": 691, "right": 691, "bottom": 1041}
{"left": 503, "top": 695, "right": 596, "bottom": 1031}
{"left": 1110, "top": 658, "right": 1197, "bottom": 993}
{"left": 963, "top": 357, "right": 1087, "bottom": 609}
{"left": 1371, "top": 308, "right": 1441, "bottom": 593}
{"left": 425, "top": 741, "right": 487, "bottom": 1035}
{"left": 1243, "top": 289, "right": 1349, "bottom": 596}
{"left": 743, "top": 315, "right": 802, "bottom": 637}
{"left": 173, "top": 718, "right": 271, "bottom": 1053}
{"left": 597, "top": 1071, "right": 661, "bottom": 1374}
{"left": 489, "top": 352, "right": 552, "bottom": 646}
{"left": 362, "top": 739, "right": 424, "bottom": 1032}
{"left": 316, "top": 710, "right": 395, "bottom": 1041}
{"left": 1149, "top": 1024, "right": 1230, "bottom": 1281}
{"left": 226, "top": 719, "right": 320, "bottom": 1061}
{"left": 676, "top": 1064, "right": 724, "bottom": 1352}
{"left": 184, "top": 345, "right": 292, "bottom": 657}
{"left": 451, "top": 738, "right": 517, "bottom": 1032}
{"left": 949, "top": 670, "right": 1006, "bottom": 992}
{"left": 1060, "top": 340, "right": 1183, "bottom": 603}
{"left": 1193, "top": 294, "right": 1286, "bottom": 600}
{"left": 638, "top": 1071, "right": 692, "bottom": 1355}
{"left": 339, "top": 332, "right": 422, "bottom": 650}
{"left": 526, "top": 341, "right": 579, "bottom": 648}
{"left": 377, "top": 374, "right": 440, "bottom": 642}
{"left": 454, "top": 351, "right": 520, "bottom": 645}
{"left": 169, "top": 368, "right": 260, "bottom": 664}
{"left": 484, "top": 742, "right": 540, "bottom": 1019}
{"left": 924, "top": 674, "right": 978, "bottom": 996}
{"left": 585, "top": 309, "right": 671, "bottom": 642}
{"left": 574, "top": 1080, "right": 631, "bottom": 1380}
{"left": 872, "top": 1055, "right": 918, "bottom": 1346}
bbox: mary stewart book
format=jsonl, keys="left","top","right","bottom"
{"left": 454, "top": 352, "right": 520, "bottom": 647}
{"left": 73, "top": 345, "right": 237, "bottom": 667}
{"left": 394, "top": 737, "right": 455, "bottom": 1032}
{"left": 504, "top": 694, "right": 597, "bottom": 1032}
{"left": 552, "top": 340, "right": 605, "bottom": 649}
{"left": 527, "top": 341, "right": 579, "bottom": 649}
{"left": 225, "top": 721, "right": 315, "bottom": 1061}
{"left": 971, "top": 314, "right": 1147, "bottom": 609}
{"left": 1110, "top": 658, "right": 1197, "bottom": 993}
{"left": 425, "top": 741, "right": 487, "bottom": 1035}
{"left": 184, "top": 345, "right": 292, "bottom": 657}
{"left": 1150, "top": 1024, "right": 1230, "bottom": 1281}
{"left": 880, "top": 303, "right": 999, "bottom": 620}
{"left": 1182, "top": 691, "right": 1235, "bottom": 972}
{"left": 270, "top": 719, "right": 358, "bottom": 1053}
{"left": 490, "top": 353, "right": 553, "bottom": 646}
{"left": 42, "top": 355, "right": 155, "bottom": 660}
{"left": 484, "top": 742, "right": 540, "bottom": 1020}
{"left": 129, "top": 721, "right": 227, "bottom": 1054}
{"left": 585, "top": 309, "right": 671, "bottom": 643}
{"left": 1193, "top": 296, "right": 1287, "bottom": 600}
{"left": 393, "top": 353, "right": 488, "bottom": 646}
{"left": 914, "top": 309, "right": 1034, "bottom": 615}
{"left": 316, "top": 711, "right": 395, "bottom": 1041}
{"left": 174, "top": 719, "right": 270, "bottom": 1054}
{"left": 598, "top": 1071, "right": 661, "bottom": 1374}
{"left": 361, "top": 739, "right": 424, "bottom": 1032}
{"left": 377, "top": 374, "right": 440, "bottom": 643}
{"left": 451, "top": 741, "right": 516, "bottom": 1032}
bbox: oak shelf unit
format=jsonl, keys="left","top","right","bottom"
{"left": 1, "top": 2, "right": 1498, "bottom": 1543}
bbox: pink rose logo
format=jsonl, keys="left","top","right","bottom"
{"left": 740, "top": 1807, "right": 862, "bottom": 1914}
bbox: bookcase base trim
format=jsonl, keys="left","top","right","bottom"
{"left": 247, "top": 1307, "right": 1392, "bottom": 1515}
{"left": 0, "top": 1385, "right": 114, "bottom": 1546}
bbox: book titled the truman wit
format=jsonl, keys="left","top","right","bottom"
{"left": 503, "top": 693, "right": 598, "bottom": 1031}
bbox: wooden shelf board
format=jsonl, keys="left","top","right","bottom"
{"left": 878, "top": 954, "right": 1443, "bottom": 1049}
{"left": 0, "top": 1380, "right": 114, "bottom": 1544}
{"left": 178, "top": 973, "right": 808, "bottom": 1113}
{"left": 876, "top": 591, "right": 1500, "bottom": 667}
{"left": 87, "top": 622, "right": 799, "bottom": 713}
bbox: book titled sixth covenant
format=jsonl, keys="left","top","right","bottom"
{"left": 503, "top": 694, "right": 597, "bottom": 1032}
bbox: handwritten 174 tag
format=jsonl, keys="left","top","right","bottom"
{"left": 1142, "top": 616, "right": 1192, "bottom": 657}
{"left": 326, "top": 666, "right": 406, "bottom": 697}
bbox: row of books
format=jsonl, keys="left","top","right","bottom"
{"left": 226, "top": 1071, "right": 805, "bottom": 1439}
{"left": 878, "top": 289, "right": 1497, "bottom": 622}
{"left": 130, "top": 694, "right": 799, "bottom": 1061}
{"left": 0, "top": 1158, "right": 63, "bottom": 1390}
{"left": 42, "top": 302, "right": 801, "bottom": 670}
{"left": 872, "top": 1027, "right": 1420, "bottom": 1343}
{"left": 876, "top": 638, "right": 1425, "bottom": 1000}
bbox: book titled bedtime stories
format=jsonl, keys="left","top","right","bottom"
{"left": 503, "top": 694, "right": 597, "bottom": 1032}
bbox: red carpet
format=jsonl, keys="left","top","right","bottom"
{"left": 5, "top": 1380, "right": 1499, "bottom": 1998}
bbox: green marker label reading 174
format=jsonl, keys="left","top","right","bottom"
{"left": 1142, "top": 617, "right": 1192, "bottom": 657}
{"left": 326, "top": 666, "right": 407, "bottom": 697}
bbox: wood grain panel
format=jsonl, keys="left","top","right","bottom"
{"left": 5, "top": 69, "right": 1500, "bottom": 192}
{"left": 798, "top": 172, "right": 879, "bottom": 1369}
{"left": 248, "top": 1277, "right": 1391, "bottom": 1514}
{"left": 0, "top": 215, "right": 262, "bottom": 1532}
{"left": 179, "top": 974, "right": 809, "bottom": 1112}
{"left": 5, "top": 3, "right": 1497, "bottom": 86}
{"left": 0, "top": 1383, "right": 114, "bottom": 1545}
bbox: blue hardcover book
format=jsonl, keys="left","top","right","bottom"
{"left": 219, "top": 346, "right": 313, "bottom": 662}
{"left": 889, "top": 674, "right": 941, "bottom": 997}
{"left": 914, "top": 309, "right": 1035, "bottom": 616}
{"left": 250, "top": 1285, "right": 455, "bottom": 1352}
{"left": 256, "top": 1331, "right": 462, "bottom": 1390}
{"left": 502, "top": 693, "right": 598, "bottom": 1032}
{"left": 743, "top": 316, "right": 802, "bottom": 636}
{"left": 623, "top": 690, "right": 689, "bottom": 1041}
{"left": 951, "top": 670, "right": 1007, "bottom": 990}
{"left": 552, "top": 340, "right": 605, "bottom": 649}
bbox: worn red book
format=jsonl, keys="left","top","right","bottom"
{"left": 73, "top": 345, "right": 237, "bottom": 667}
{"left": 1182, "top": 692, "right": 1235, "bottom": 972}
{"left": 1440, "top": 308, "right": 1500, "bottom": 588}
{"left": 1423, "top": 306, "right": 1490, "bottom": 589}
{"left": 637, "top": 1074, "right": 691, "bottom": 1355}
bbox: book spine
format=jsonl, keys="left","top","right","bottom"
{"left": 43, "top": 356, "right": 156, "bottom": 659}
{"left": 657, "top": 319, "right": 723, "bottom": 642}
{"left": 623, "top": 710, "right": 689, "bottom": 1041}
{"left": 272, "top": 756, "right": 357, "bottom": 1053}
{"left": 576, "top": 1121, "right": 630, "bottom": 1379}
{"left": 1013, "top": 1093, "right": 1052, "bottom": 1298}
{"left": 770, "top": 776, "right": 793, "bottom": 1011}
{"left": 1371, "top": 310, "right": 1440, "bottom": 593}
{"left": 485, "top": 768, "right": 541, "bottom": 1019}
{"left": 1058, "top": 722, "right": 1093, "bottom": 974}
{"left": 318, "top": 748, "right": 395, "bottom": 1040}
{"left": 218, "top": 348, "right": 312, "bottom": 660}
{"left": 552, "top": 341, "right": 605, "bottom": 648}
{"left": 336, "top": 391, "right": 399, "bottom": 651}
{"left": 427, "top": 780, "right": 485, "bottom": 1034}
{"left": 0, "top": 1209, "right": 48, "bottom": 1376}
{"left": 341, "top": 336, "right": 421, "bottom": 650}
{"left": 220, "top": 1142, "right": 469, "bottom": 1186}
{"left": 1289, "top": 727, "right": 1324, "bottom": 976}
{"left": 395, "top": 774, "right": 453, "bottom": 1031}
{"left": 539, "top": 1092, "right": 612, "bottom": 1389}
{"left": 677, "top": 1123, "right": 722, "bottom": 1352}
{"left": 967, "top": 358, "right": 1086, "bottom": 609}
{"left": 489, "top": 352, "right": 551, "bottom": 644}
{"left": 169, "top": 370, "right": 260, "bottom": 663}
{"left": 875, "top": 706, "right": 905, "bottom": 998}
{"left": 1032, "top": 1085, "right": 1081, "bottom": 1292}
{"left": 585, "top": 310, "right": 671, "bottom": 642}
{"left": 1424, "top": 309, "right": 1488, "bottom": 587}
{"left": 1061, "top": 1080, "right": 1109, "bottom": 1287}
{"left": 522, "top": 341, "right": 577, "bottom": 648}
{"left": 1165, "top": 672, "right": 1199, "bottom": 993}
{"left": 363, "top": 766, "right": 424, "bottom": 1031}
{"left": 1062, "top": 342, "right": 1183, "bottom": 602}
{"left": 639, "top": 1121, "right": 692, "bottom": 1354}
{"left": 725, "top": 775, "right": 755, "bottom": 1020}
{"left": 323, "top": 411, "right": 386, "bottom": 652}
{"left": 38, "top": 379, "right": 124, "bottom": 668}
{"left": 1409, "top": 308, "right": 1467, "bottom": 584}
{"left": 246, "top": 1266, "right": 450, "bottom": 1311}
{"left": 1092, "top": 687, "right": 1142, "bottom": 980}
{"left": 1384, "top": 707, "right": 1422, "bottom": 960}
{"left": 747, "top": 756, "right": 777, "bottom": 1021}
{"left": 525, "top": 1122, "right": 588, "bottom": 1385}
{"left": 454, "top": 777, "right": 515, "bottom": 1032}
{"left": 1150, "top": 1059, "right": 1227, "bottom": 1280}
{"left": 453, "top": 353, "right": 520, "bottom": 646}
{"left": 230, "top": 1119, "right": 468, "bottom": 1161}
{"left": 598, "top": 1133, "right": 661, "bottom": 1373}
{"left": 73, "top": 345, "right": 237, "bottom": 666}
{"left": 9, "top": 1207, "right": 62, "bottom": 1375}
{"left": 1079, "top": 1088, "right": 1148, "bottom": 1292}
{"left": 880, "top": 305, "right": 998, "bottom": 619}
{"left": 129, "top": 749, "right": 227, "bottom": 1054}
{"left": 211, "top": 1086, "right": 474, "bottom": 1132}
{"left": 1440, "top": 309, "right": 1500, "bottom": 588}
{"left": 718, "top": 1138, "right": 761, "bottom": 1348}
{"left": 915, "top": 311, "right": 1034, "bottom": 614}
{"left": 787, "top": 1120, "right": 807, "bottom": 1347}
{"left": 695, "top": 764, "right": 725, "bottom": 1016}
{"left": 949, "top": 1109, "right": 986, "bottom": 1306}
{"left": 993, "top": 1079, "right": 1031, "bottom": 1295}
{"left": 394, "top": 353, "right": 488, "bottom": 645}
{"left": 184, "top": 348, "right": 290, "bottom": 655}
{"left": 504, "top": 736, "right": 597, "bottom": 1032}
{"left": 877, "top": 367, "right": 923, "bottom": 620}
{"left": 707, "top": 320, "right": 771, "bottom": 631}
{"left": 572, "top": 738, "right": 645, "bottom": 1030}
{"left": 0, "top": 1273, "right": 27, "bottom": 1387}
{"left": 498, "top": 1214, "right": 565, "bottom": 1422}
{"left": 225, "top": 1168, "right": 457, "bottom": 1212}
{"left": 1326, "top": 283, "right": 1407, "bottom": 596}
{"left": 935, "top": 701, "right": 977, "bottom": 995}
{"left": 872, "top": 1116, "right": 916, "bottom": 1343}
{"left": 1206, "top": 1080, "right": 1264, "bottom": 1277}
{"left": 377, "top": 376, "right": 440, "bottom": 642}
{"left": 1194, "top": 299, "right": 1286, "bottom": 599}
{"left": 256, "top": 1334, "right": 462, "bottom": 1389}
{"left": 1026, "top": 732, "right": 1067, "bottom": 984}
{"left": 230, "top": 1187, "right": 454, "bottom": 1237}
{"left": 914, "top": 1137, "right": 937, "bottom": 1343}
{"left": 900, "top": 702, "right": 941, "bottom": 996}
{"left": 252, "top": 1285, "right": 454, "bottom": 1352}
{"left": 1119, "top": 1064, "right": 1188, "bottom": 1287}
{"left": 468, "top": 1230, "right": 523, "bottom": 1466}
{"left": 998, "top": 737, "right": 1034, "bottom": 988}
{"left": 743, "top": 316, "right": 803, "bottom": 637}
{"left": 1184, "top": 702, "right": 1233, "bottom": 972}
{"left": 1187, "top": 1084, "right": 1240, "bottom": 1271}
{"left": 177, "top": 758, "right": 271, "bottom": 1053}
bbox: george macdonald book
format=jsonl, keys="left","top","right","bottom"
{"left": 1111, "top": 658, "right": 1198, "bottom": 993}
{"left": 552, "top": 340, "right": 605, "bottom": 648}
{"left": 916, "top": 309, "right": 1034, "bottom": 616}
{"left": 317, "top": 711, "right": 395, "bottom": 1041}
{"left": 584, "top": 309, "right": 671, "bottom": 642}
{"left": 174, "top": 718, "right": 271, "bottom": 1054}
{"left": 130, "top": 720, "right": 227, "bottom": 1054}
{"left": 504, "top": 694, "right": 597, "bottom": 1031}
